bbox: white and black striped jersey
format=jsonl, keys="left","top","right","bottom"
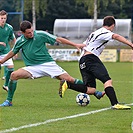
{"left": 82, "top": 27, "right": 114, "bottom": 57}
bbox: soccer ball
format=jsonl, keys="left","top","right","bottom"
{"left": 76, "top": 93, "right": 90, "bottom": 106}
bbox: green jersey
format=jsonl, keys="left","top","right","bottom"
{"left": 0, "top": 23, "right": 15, "bottom": 55}
{"left": 12, "top": 30, "right": 57, "bottom": 66}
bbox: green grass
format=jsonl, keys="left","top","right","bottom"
{"left": 0, "top": 60, "right": 132, "bottom": 133}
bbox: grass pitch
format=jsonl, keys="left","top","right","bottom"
{"left": 0, "top": 60, "right": 132, "bottom": 133}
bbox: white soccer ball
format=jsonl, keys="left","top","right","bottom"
{"left": 76, "top": 93, "right": 90, "bottom": 106}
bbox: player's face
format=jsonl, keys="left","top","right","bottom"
{"left": 23, "top": 27, "right": 34, "bottom": 39}
{"left": 0, "top": 15, "right": 7, "bottom": 26}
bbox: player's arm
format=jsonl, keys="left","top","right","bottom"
{"left": 9, "top": 37, "right": 17, "bottom": 59}
{"left": 56, "top": 37, "right": 85, "bottom": 50}
{"left": 9, "top": 36, "right": 16, "bottom": 46}
{"left": 112, "top": 33, "right": 133, "bottom": 49}
{"left": 11, "top": 38, "right": 16, "bottom": 45}
{"left": 0, "top": 42, "right": 6, "bottom": 46}
{"left": 0, "top": 51, "right": 15, "bottom": 64}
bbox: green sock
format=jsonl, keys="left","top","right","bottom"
{"left": 74, "top": 79, "right": 83, "bottom": 84}
{"left": 4, "top": 66, "right": 8, "bottom": 77}
{"left": 7, "top": 80, "right": 17, "bottom": 102}
{"left": 4, "top": 68, "right": 14, "bottom": 86}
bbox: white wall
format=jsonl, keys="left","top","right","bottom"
{"left": 53, "top": 19, "right": 132, "bottom": 46}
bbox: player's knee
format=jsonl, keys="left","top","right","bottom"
{"left": 66, "top": 77, "right": 75, "bottom": 82}
{"left": 60, "top": 73, "right": 75, "bottom": 82}
{"left": 104, "top": 79, "right": 113, "bottom": 88}
{"left": 10, "top": 71, "right": 18, "bottom": 80}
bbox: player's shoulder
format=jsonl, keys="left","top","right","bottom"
{"left": 36, "top": 30, "right": 47, "bottom": 34}
{"left": 16, "top": 35, "right": 25, "bottom": 43}
{"left": 35, "top": 30, "right": 52, "bottom": 37}
{"left": 94, "top": 27, "right": 111, "bottom": 36}
{"left": 35, "top": 30, "right": 56, "bottom": 39}
{"left": 99, "top": 27, "right": 111, "bottom": 33}
{"left": 5, "top": 23, "right": 13, "bottom": 30}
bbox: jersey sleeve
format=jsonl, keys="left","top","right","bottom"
{"left": 46, "top": 33, "right": 57, "bottom": 45}
{"left": 37, "top": 31, "right": 57, "bottom": 45}
{"left": 102, "top": 32, "right": 114, "bottom": 41}
{"left": 11, "top": 37, "right": 22, "bottom": 54}
{"left": 8, "top": 24, "right": 16, "bottom": 41}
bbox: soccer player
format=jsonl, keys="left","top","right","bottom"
{"left": 60, "top": 16, "right": 133, "bottom": 110}
{"left": 0, "top": 20, "right": 104, "bottom": 107}
{"left": 0, "top": 10, "right": 16, "bottom": 91}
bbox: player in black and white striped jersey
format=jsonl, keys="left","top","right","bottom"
{"left": 61, "top": 16, "right": 133, "bottom": 109}
{"left": 79, "top": 16, "right": 133, "bottom": 109}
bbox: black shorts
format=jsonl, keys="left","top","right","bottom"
{"left": 79, "top": 54, "right": 111, "bottom": 88}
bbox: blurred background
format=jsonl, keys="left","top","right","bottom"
{"left": 0, "top": 0, "right": 132, "bottom": 33}
{"left": 0, "top": 0, "right": 132, "bottom": 61}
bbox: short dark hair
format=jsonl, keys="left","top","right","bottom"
{"left": 103, "top": 16, "right": 115, "bottom": 27}
{"left": 0, "top": 10, "right": 8, "bottom": 16}
{"left": 20, "top": 20, "right": 32, "bottom": 32}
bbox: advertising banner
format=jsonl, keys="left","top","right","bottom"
{"left": 49, "top": 49, "right": 117, "bottom": 62}
{"left": 120, "top": 49, "right": 133, "bottom": 62}
{"left": 49, "top": 49, "right": 80, "bottom": 61}
{"left": 99, "top": 49, "right": 117, "bottom": 62}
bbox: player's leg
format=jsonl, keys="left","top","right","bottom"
{"left": 42, "top": 62, "right": 85, "bottom": 97}
{"left": 0, "top": 68, "right": 32, "bottom": 107}
{"left": 94, "top": 59, "right": 130, "bottom": 109}
{"left": 39, "top": 61, "right": 85, "bottom": 97}
{"left": 3, "top": 66, "right": 14, "bottom": 92}
{"left": 57, "top": 72, "right": 83, "bottom": 84}
{"left": 58, "top": 73, "right": 104, "bottom": 99}
{"left": 104, "top": 80, "right": 131, "bottom": 109}
{"left": 93, "top": 61, "right": 119, "bottom": 106}
{"left": 61, "top": 56, "right": 105, "bottom": 99}
{"left": 1, "top": 56, "right": 14, "bottom": 92}
{"left": 2, "top": 66, "right": 8, "bottom": 80}
{"left": 79, "top": 66, "right": 105, "bottom": 99}
{"left": 58, "top": 73, "right": 85, "bottom": 97}
{"left": 92, "top": 58, "right": 120, "bottom": 105}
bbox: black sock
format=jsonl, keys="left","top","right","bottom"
{"left": 105, "top": 86, "right": 118, "bottom": 106}
{"left": 67, "top": 81, "right": 87, "bottom": 93}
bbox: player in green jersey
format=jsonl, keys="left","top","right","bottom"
{"left": 0, "top": 20, "right": 104, "bottom": 107}
{"left": 0, "top": 10, "right": 16, "bottom": 92}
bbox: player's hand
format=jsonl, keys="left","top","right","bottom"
{"left": 76, "top": 44, "right": 86, "bottom": 51}
{"left": 0, "top": 60, "right": 2, "bottom": 65}
{"left": 0, "top": 42, "right": 6, "bottom": 47}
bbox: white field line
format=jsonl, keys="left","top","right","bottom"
{"left": 0, "top": 103, "right": 133, "bottom": 133}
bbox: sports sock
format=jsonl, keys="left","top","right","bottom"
{"left": 67, "top": 81, "right": 87, "bottom": 93}
{"left": 74, "top": 79, "right": 83, "bottom": 84}
{"left": 7, "top": 80, "right": 17, "bottom": 102}
{"left": 4, "top": 66, "right": 8, "bottom": 77}
{"left": 105, "top": 86, "right": 118, "bottom": 106}
{"left": 4, "top": 68, "right": 14, "bottom": 86}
